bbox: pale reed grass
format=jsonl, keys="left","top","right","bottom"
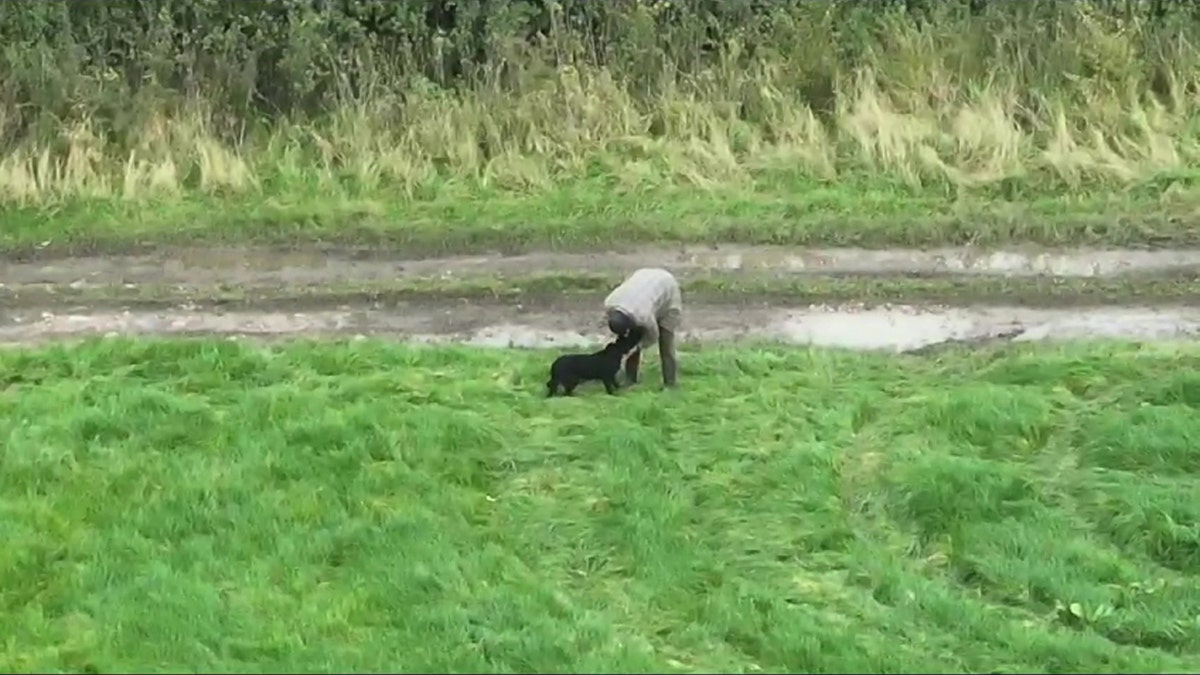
{"left": 2, "top": 5, "right": 1199, "bottom": 208}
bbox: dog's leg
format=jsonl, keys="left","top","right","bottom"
{"left": 546, "top": 380, "right": 558, "bottom": 397}
{"left": 603, "top": 377, "right": 619, "bottom": 395}
{"left": 564, "top": 380, "right": 578, "bottom": 396}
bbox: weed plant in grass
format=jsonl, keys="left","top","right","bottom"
{"left": 4, "top": 2, "right": 1200, "bottom": 251}
{"left": 3, "top": 338, "right": 1200, "bottom": 672}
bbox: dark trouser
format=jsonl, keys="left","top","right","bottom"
{"left": 657, "top": 326, "right": 678, "bottom": 387}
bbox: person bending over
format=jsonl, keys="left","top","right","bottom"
{"left": 603, "top": 268, "right": 682, "bottom": 388}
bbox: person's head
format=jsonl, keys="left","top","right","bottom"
{"left": 606, "top": 308, "right": 636, "bottom": 336}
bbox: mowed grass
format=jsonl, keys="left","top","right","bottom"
{"left": 3, "top": 339, "right": 1200, "bottom": 673}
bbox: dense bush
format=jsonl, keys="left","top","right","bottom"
{"left": 2, "top": 0, "right": 1199, "bottom": 205}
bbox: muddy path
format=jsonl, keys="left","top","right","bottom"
{"left": 6, "top": 299, "right": 1200, "bottom": 352}
{"left": 6, "top": 244, "right": 1200, "bottom": 349}
{"left": 8, "top": 244, "right": 1200, "bottom": 289}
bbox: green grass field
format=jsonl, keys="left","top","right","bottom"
{"left": 4, "top": 180, "right": 1196, "bottom": 258}
{"left": 3, "top": 338, "right": 1200, "bottom": 673}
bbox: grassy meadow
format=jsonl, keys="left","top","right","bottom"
{"left": 2, "top": 338, "right": 1200, "bottom": 672}
{"left": 4, "top": 2, "right": 1200, "bottom": 253}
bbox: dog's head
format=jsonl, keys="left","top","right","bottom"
{"left": 605, "top": 331, "right": 640, "bottom": 356}
{"left": 616, "top": 326, "right": 643, "bottom": 348}
{"left": 601, "top": 340, "right": 626, "bottom": 356}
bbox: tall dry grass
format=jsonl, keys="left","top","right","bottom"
{"left": 2, "top": 1, "right": 1200, "bottom": 208}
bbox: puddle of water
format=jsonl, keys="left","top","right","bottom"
{"left": 1013, "top": 309, "right": 1200, "bottom": 342}
{"left": 4, "top": 303, "right": 1200, "bottom": 351}
{"left": 766, "top": 309, "right": 991, "bottom": 351}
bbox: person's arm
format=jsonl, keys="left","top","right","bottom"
{"left": 621, "top": 324, "right": 646, "bottom": 384}
{"left": 641, "top": 319, "right": 658, "bottom": 348}
{"left": 624, "top": 348, "right": 642, "bottom": 384}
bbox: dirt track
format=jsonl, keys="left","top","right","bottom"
{"left": 4, "top": 245, "right": 1200, "bottom": 350}
{"left": 6, "top": 301, "right": 1200, "bottom": 352}
{"left": 9, "top": 244, "right": 1200, "bottom": 289}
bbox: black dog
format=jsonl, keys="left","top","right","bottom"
{"left": 546, "top": 333, "right": 639, "bottom": 397}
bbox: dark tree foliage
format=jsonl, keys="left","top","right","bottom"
{"left": 0, "top": 0, "right": 1192, "bottom": 127}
